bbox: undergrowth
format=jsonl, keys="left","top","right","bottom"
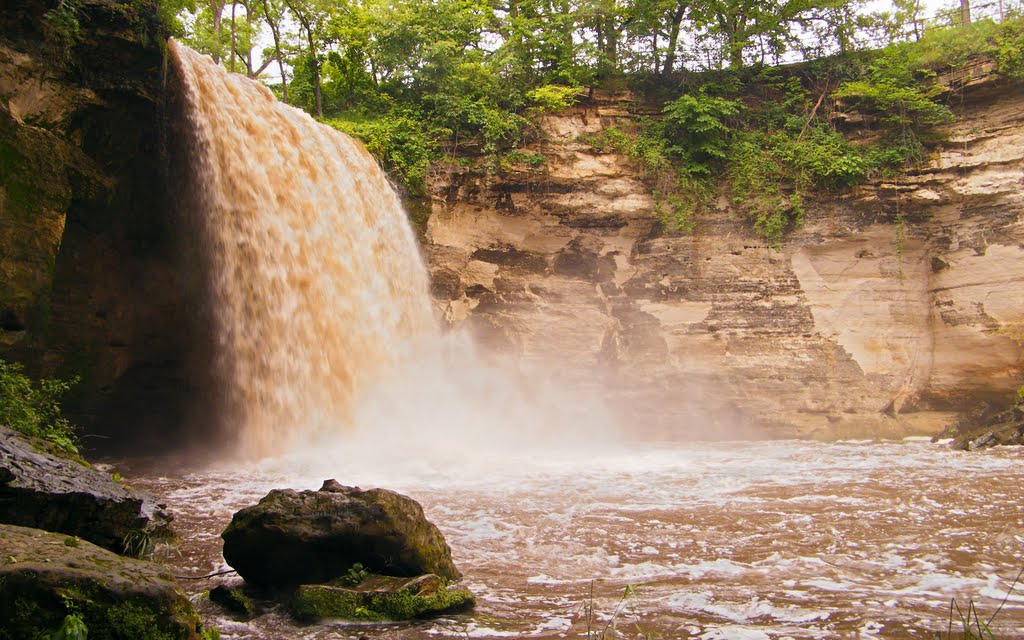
{"left": 574, "top": 17, "right": 1024, "bottom": 245}
{"left": 0, "top": 359, "right": 79, "bottom": 456}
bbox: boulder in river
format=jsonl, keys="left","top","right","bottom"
{"left": 0, "top": 523, "right": 209, "bottom": 640}
{"left": 0, "top": 425, "right": 174, "bottom": 555}
{"left": 221, "top": 479, "right": 461, "bottom": 586}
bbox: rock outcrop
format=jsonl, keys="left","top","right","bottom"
{"left": 0, "top": 425, "right": 173, "bottom": 554}
{"left": 424, "top": 75, "right": 1024, "bottom": 440}
{"left": 0, "top": 523, "right": 206, "bottom": 640}
{"left": 0, "top": 0, "right": 215, "bottom": 453}
{"left": 943, "top": 402, "right": 1024, "bottom": 449}
{"left": 221, "top": 479, "right": 461, "bottom": 586}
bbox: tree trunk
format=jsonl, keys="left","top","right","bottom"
{"left": 262, "top": 0, "right": 289, "bottom": 102}
{"left": 961, "top": 0, "right": 971, "bottom": 26}
{"left": 208, "top": 0, "right": 224, "bottom": 64}
{"left": 662, "top": 4, "right": 686, "bottom": 74}
{"left": 306, "top": 28, "right": 323, "bottom": 117}
{"left": 229, "top": 2, "right": 237, "bottom": 73}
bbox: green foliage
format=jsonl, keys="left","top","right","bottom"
{"left": 881, "top": 16, "right": 1024, "bottom": 78}
{"left": 51, "top": 614, "right": 87, "bottom": 640}
{"left": 727, "top": 132, "right": 804, "bottom": 245}
{"left": 526, "top": 84, "right": 581, "bottom": 113}
{"left": 661, "top": 91, "right": 742, "bottom": 176}
{"left": 785, "top": 126, "right": 870, "bottom": 190}
{"left": 996, "top": 18, "right": 1024, "bottom": 77}
{"left": 341, "top": 563, "right": 369, "bottom": 586}
{"left": 1015, "top": 384, "right": 1024, "bottom": 405}
{"left": 325, "top": 115, "right": 437, "bottom": 196}
{"left": 835, "top": 79, "right": 954, "bottom": 129}
{"left": 42, "top": 0, "right": 82, "bottom": 60}
{"left": 0, "top": 360, "right": 79, "bottom": 457}
{"left": 501, "top": 150, "right": 546, "bottom": 169}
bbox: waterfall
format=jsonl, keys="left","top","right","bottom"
{"left": 169, "top": 40, "right": 436, "bottom": 457}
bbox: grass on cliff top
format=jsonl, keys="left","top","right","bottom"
{"left": 0, "top": 358, "right": 80, "bottom": 457}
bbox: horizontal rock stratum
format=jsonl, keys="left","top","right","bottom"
{"left": 424, "top": 75, "right": 1024, "bottom": 440}
{"left": 0, "top": 425, "right": 173, "bottom": 554}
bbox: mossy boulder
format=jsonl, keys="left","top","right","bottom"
{"left": 221, "top": 479, "right": 461, "bottom": 586}
{"left": 0, "top": 523, "right": 208, "bottom": 640}
{"left": 291, "top": 573, "right": 475, "bottom": 623}
{"left": 0, "top": 424, "right": 173, "bottom": 554}
{"left": 208, "top": 584, "right": 254, "bottom": 619}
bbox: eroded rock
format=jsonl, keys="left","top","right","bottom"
{"left": 221, "top": 479, "right": 461, "bottom": 586}
{"left": 0, "top": 523, "right": 206, "bottom": 640}
{"left": 0, "top": 425, "right": 173, "bottom": 554}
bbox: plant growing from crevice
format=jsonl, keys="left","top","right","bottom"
{"left": 42, "top": 0, "right": 82, "bottom": 61}
{"left": 0, "top": 359, "right": 80, "bottom": 457}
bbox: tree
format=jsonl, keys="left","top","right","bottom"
{"left": 961, "top": 0, "right": 971, "bottom": 26}
{"left": 259, "top": 0, "right": 291, "bottom": 102}
{"left": 282, "top": 0, "right": 334, "bottom": 116}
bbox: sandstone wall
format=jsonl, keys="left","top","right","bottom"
{"left": 424, "top": 77, "right": 1024, "bottom": 439}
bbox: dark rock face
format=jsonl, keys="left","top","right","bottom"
{"left": 0, "top": 523, "right": 204, "bottom": 640}
{"left": 0, "top": 425, "right": 173, "bottom": 554}
{"left": 948, "top": 404, "right": 1024, "bottom": 450}
{"left": 0, "top": 0, "right": 216, "bottom": 453}
{"left": 221, "top": 479, "right": 461, "bottom": 586}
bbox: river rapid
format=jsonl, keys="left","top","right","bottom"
{"left": 123, "top": 438, "right": 1024, "bottom": 640}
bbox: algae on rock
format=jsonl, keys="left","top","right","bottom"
{"left": 291, "top": 573, "right": 475, "bottom": 623}
{"left": 0, "top": 523, "right": 209, "bottom": 640}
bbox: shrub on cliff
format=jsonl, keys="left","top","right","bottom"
{"left": 0, "top": 359, "right": 79, "bottom": 456}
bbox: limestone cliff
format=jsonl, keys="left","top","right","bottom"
{"left": 424, "top": 73, "right": 1024, "bottom": 439}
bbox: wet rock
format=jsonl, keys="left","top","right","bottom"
{"left": 948, "top": 403, "right": 1024, "bottom": 450}
{"left": 553, "top": 235, "right": 615, "bottom": 281}
{"left": 0, "top": 425, "right": 173, "bottom": 555}
{"left": 221, "top": 479, "right": 461, "bottom": 586}
{"left": 0, "top": 523, "right": 206, "bottom": 640}
{"left": 209, "top": 585, "right": 255, "bottom": 619}
{"left": 291, "top": 573, "right": 474, "bottom": 622}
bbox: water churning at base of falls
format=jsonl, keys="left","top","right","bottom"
{"left": 170, "top": 40, "right": 436, "bottom": 456}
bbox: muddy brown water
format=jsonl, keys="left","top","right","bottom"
{"left": 123, "top": 439, "right": 1024, "bottom": 639}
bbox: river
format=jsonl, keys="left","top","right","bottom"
{"left": 124, "top": 438, "right": 1024, "bottom": 639}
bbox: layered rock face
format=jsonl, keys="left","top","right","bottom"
{"left": 0, "top": 425, "right": 173, "bottom": 554}
{"left": 424, "top": 79, "right": 1024, "bottom": 439}
{"left": 0, "top": 0, "right": 212, "bottom": 450}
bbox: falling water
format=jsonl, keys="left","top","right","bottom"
{"left": 169, "top": 40, "right": 436, "bottom": 456}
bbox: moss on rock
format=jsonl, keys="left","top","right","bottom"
{"left": 291, "top": 573, "right": 475, "bottom": 623}
{"left": 0, "top": 524, "right": 207, "bottom": 640}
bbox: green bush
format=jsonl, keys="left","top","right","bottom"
{"left": 834, "top": 79, "right": 954, "bottom": 129}
{"left": 0, "top": 359, "right": 79, "bottom": 456}
{"left": 996, "top": 18, "right": 1024, "bottom": 77}
{"left": 325, "top": 114, "right": 437, "bottom": 195}
{"left": 661, "top": 90, "right": 743, "bottom": 176}
{"left": 526, "top": 84, "right": 581, "bottom": 113}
